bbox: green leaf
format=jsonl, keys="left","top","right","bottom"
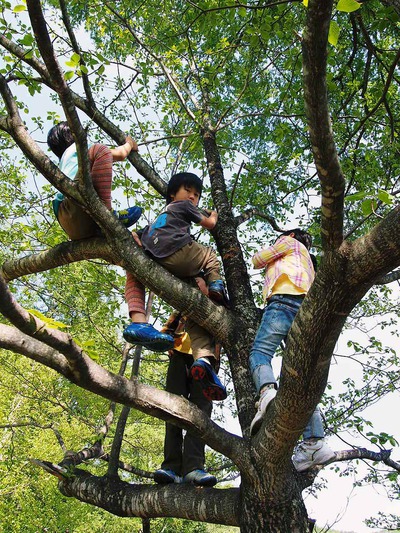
{"left": 328, "top": 20, "right": 340, "bottom": 47}
{"left": 71, "top": 52, "right": 81, "bottom": 64}
{"left": 361, "top": 198, "right": 376, "bottom": 216}
{"left": 19, "top": 33, "right": 34, "bottom": 46}
{"left": 238, "top": 7, "right": 247, "bottom": 17}
{"left": 13, "top": 5, "right": 26, "bottom": 12}
{"left": 345, "top": 191, "right": 367, "bottom": 202}
{"left": 64, "top": 70, "right": 75, "bottom": 80}
{"left": 337, "top": 0, "right": 362, "bottom": 13}
{"left": 27, "top": 309, "right": 70, "bottom": 330}
{"left": 377, "top": 189, "right": 394, "bottom": 205}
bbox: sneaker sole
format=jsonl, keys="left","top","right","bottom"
{"left": 294, "top": 451, "right": 336, "bottom": 472}
{"left": 123, "top": 335, "right": 174, "bottom": 352}
{"left": 250, "top": 416, "right": 263, "bottom": 436}
{"left": 193, "top": 477, "right": 218, "bottom": 487}
{"left": 154, "top": 472, "right": 176, "bottom": 484}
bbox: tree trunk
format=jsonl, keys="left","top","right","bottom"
{"left": 240, "top": 475, "right": 309, "bottom": 533}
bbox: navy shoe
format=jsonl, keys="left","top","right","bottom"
{"left": 113, "top": 206, "right": 142, "bottom": 228}
{"left": 208, "top": 280, "right": 229, "bottom": 307}
{"left": 183, "top": 469, "right": 217, "bottom": 487}
{"left": 123, "top": 323, "right": 174, "bottom": 352}
{"left": 154, "top": 468, "right": 182, "bottom": 484}
{"left": 190, "top": 359, "right": 227, "bottom": 401}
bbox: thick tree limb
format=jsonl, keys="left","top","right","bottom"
{"left": 302, "top": 0, "right": 345, "bottom": 250}
{"left": 375, "top": 268, "right": 400, "bottom": 285}
{"left": 0, "top": 283, "right": 249, "bottom": 470}
{"left": 0, "top": 238, "right": 115, "bottom": 282}
{"left": 30, "top": 463, "right": 241, "bottom": 526}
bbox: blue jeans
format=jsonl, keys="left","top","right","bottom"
{"left": 249, "top": 294, "right": 324, "bottom": 439}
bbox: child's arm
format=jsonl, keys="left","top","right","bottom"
{"left": 110, "top": 136, "right": 138, "bottom": 162}
{"left": 198, "top": 209, "right": 218, "bottom": 230}
{"left": 252, "top": 238, "right": 291, "bottom": 269}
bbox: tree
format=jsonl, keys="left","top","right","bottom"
{"left": 0, "top": 0, "right": 400, "bottom": 531}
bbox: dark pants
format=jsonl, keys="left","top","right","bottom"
{"left": 161, "top": 352, "right": 212, "bottom": 476}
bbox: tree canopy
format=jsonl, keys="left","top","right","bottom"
{"left": 0, "top": 0, "right": 400, "bottom": 531}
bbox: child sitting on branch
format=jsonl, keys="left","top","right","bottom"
{"left": 47, "top": 121, "right": 173, "bottom": 351}
{"left": 125, "top": 172, "right": 228, "bottom": 400}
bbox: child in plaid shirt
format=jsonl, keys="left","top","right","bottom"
{"left": 249, "top": 229, "right": 335, "bottom": 471}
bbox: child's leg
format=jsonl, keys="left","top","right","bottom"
{"left": 302, "top": 407, "right": 325, "bottom": 440}
{"left": 157, "top": 242, "right": 220, "bottom": 280}
{"left": 88, "top": 144, "right": 113, "bottom": 209}
{"left": 187, "top": 320, "right": 227, "bottom": 401}
{"left": 160, "top": 353, "right": 189, "bottom": 476}
{"left": 292, "top": 407, "right": 335, "bottom": 472}
{"left": 158, "top": 242, "right": 227, "bottom": 305}
{"left": 125, "top": 272, "right": 146, "bottom": 318}
{"left": 183, "top": 362, "right": 213, "bottom": 476}
{"left": 123, "top": 272, "right": 174, "bottom": 352}
{"left": 249, "top": 296, "right": 301, "bottom": 394}
{"left": 249, "top": 295, "right": 304, "bottom": 435}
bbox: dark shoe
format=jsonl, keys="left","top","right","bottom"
{"left": 208, "top": 280, "right": 229, "bottom": 307}
{"left": 114, "top": 206, "right": 142, "bottom": 227}
{"left": 154, "top": 468, "right": 182, "bottom": 484}
{"left": 190, "top": 359, "right": 227, "bottom": 401}
{"left": 123, "top": 323, "right": 174, "bottom": 352}
{"left": 183, "top": 469, "right": 217, "bottom": 487}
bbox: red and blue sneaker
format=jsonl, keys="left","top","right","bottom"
{"left": 190, "top": 359, "right": 227, "bottom": 401}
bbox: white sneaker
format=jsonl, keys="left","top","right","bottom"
{"left": 250, "top": 388, "right": 277, "bottom": 435}
{"left": 292, "top": 438, "right": 336, "bottom": 472}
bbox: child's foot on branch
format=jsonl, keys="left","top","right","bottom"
{"left": 208, "top": 279, "right": 230, "bottom": 308}
{"left": 113, "top": 206, "right": 142, "bottom": 228}
{"left": 123, "top": 322, "right": 174, "bottom": 352}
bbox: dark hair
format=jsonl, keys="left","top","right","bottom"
{"left": 280, "top": 228, "right": 312, "bottom": 250}
{"left": 166, "top": 172, "right": 203, "bottom": 204}
{"left": 47, "top": 121, "right": 75, "bottom": 159}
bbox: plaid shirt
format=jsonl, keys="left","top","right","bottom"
{"left": 252, "top": 235, "right": 315, "bottom": 303}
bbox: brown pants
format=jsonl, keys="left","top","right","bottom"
{"left": 127, "top": 242, "right": 221, "bottom": 361}
{"left": 57, "top": 144, "right": 113, "bottom": 240}
{"left": 157, "top": 241, "right": 221, "bottom": 284}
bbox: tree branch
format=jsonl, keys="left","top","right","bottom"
{"left": 302, "top": 0, "right": 345, "bottom": 250}
{"left": 31, "top": 464, "right": 241, "bottom": 525}
{"left": 0, "top": 280, "right": 248, "bottom": 468}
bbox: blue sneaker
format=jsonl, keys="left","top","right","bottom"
{"left": 208, "top": 280, "right": 229, "bottom": 307}
{"left": 183, "top": 469, "right": 217, "bottom": 487}
{"left": 123, "top": 323, "right": 174, "bottom": 352}
{"left": 113, "top": 206, "right": 142, "bottom": 228}
{"left": 154, "top": 468, "right": 182, "bottom": 484}
{"left": 190, "top": 359, "right": 227, "bottom": 401}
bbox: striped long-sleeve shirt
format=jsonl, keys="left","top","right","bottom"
{"left": 252, "top": 235, "right": 315, "bottom": 303}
